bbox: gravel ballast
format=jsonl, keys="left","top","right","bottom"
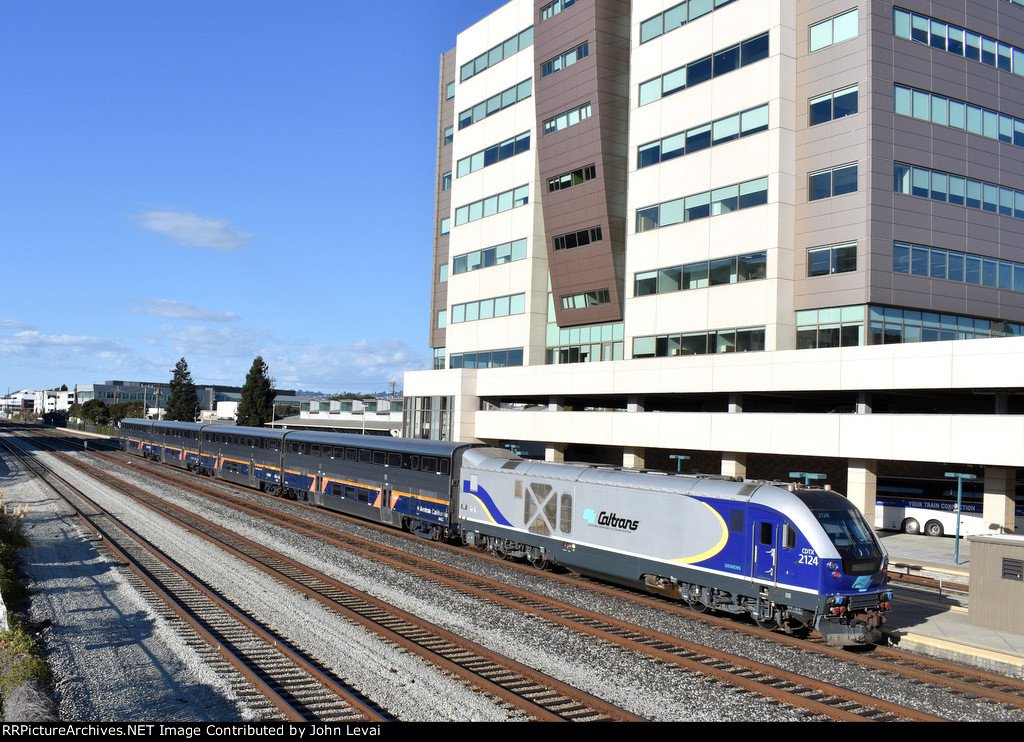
{"left": 4, "top": 439, "right": 1024, "bottom": 723}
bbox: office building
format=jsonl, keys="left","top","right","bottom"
{"left": 404, "top": 0, "right": 1024, "bottom": 532}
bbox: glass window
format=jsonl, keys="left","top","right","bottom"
{"left": 809, "top": 170, "right": 832, "bottom": 200}
{"left": 832, "top": 164, "right": 857, "bottom": 195}
{"left": 688, "top": 55, "right": 713, "bottom": 85}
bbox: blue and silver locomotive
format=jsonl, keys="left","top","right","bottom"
{"left": 119, "top": 419, "right": 891, "bottom": 645}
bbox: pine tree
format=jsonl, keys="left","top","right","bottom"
{"left": 164, "top": 357, "right": 200, "bottom": 422}
{"left": 236, "top": 356, "right": 276, "bottom": 427}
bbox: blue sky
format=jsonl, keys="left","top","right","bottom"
{"left": 1, "top": 0, "right": 506, "bottom": 394}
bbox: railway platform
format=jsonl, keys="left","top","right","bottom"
{"left": 878, "top": 531, "right": 1024, "bottom": 678}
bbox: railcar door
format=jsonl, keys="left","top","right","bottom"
{"left": 380, "top": 483, "right": 395, "bottom": 525}
{"left": 750, "top": 507, "right": 800, "bottom": 588}
{"left": 750, "top": 507, "right": 783, "bottom": 587}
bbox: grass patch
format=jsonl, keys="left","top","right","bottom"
{"left": 0, "top": 490, "right": 54, "bottom": 716}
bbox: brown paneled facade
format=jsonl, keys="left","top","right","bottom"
{"left": 534, "top": 0, "right": 630, "bottom": 328}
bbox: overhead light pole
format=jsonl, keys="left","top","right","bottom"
{"left": 945, "top": 471, "right": 977, "bottom": 565}
{"left": 790, "top": 471, "right": 826, "bottom": 487}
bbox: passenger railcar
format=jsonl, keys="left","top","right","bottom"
{"left": 118, "top": 419, "right": 890, "bottom": 645}
{"left": 275, "top": 430, "right": 474, "bottom": 538}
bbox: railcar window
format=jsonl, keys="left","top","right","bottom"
{"left": 372, "top": 451, "right": 386, "bottom": 465}
{"left": 526, "top": 483, "right": 556, "bottom": 535}
{"left": 410, "top": 455, "right": 420, "bottom": 470}
{"left": 440, "top": 459, "right": 450, "bottom": 475}
{"left": 388, "top": 453, "right": 401, "bottom": 468}
{"left": 311, "top": 445, "right": 321, "bottom": 456}
{"left": 782, "top": 523, "right": 796, "bottom": 549}
{"left": 759, "top": 522, "right": 773, "bottom": 545}
{"left": 559, "top": 493, "right": 573, "bottom": 534}
{"left": 359, "top": 449, "right": 371, "bottom": 463}
{"left": 422, "top": 457, "right": 437, "bottom": 473}
{"left": 346, "top": 448, "right": 357, "bottom": 461}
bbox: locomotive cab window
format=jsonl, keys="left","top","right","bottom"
{"left": 758, "top": 522, "right": 773, "bottom": 545}
{"left": 781, "top": 523, "right": 796, "bottom": 549}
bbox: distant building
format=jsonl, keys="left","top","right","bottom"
{"left": 75, "top": 380, "right": 298, "bottom": 419}
{"left": 269, "top": 398, "right": 404, "bottom": 436}
{"left": 0, "top": 389, "right": 36, "bottom": 414}
{"left": 35, "top": 388, "right": 74, "bottom": 413}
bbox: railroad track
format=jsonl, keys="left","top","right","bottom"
{"left": 0, "top": 434, "right": 388, "bottom": 723}
{"left": 31, "top": 427, "right": 1024, "bottom": 720}
{"left": 55, "top": 443, "right": 957, "bottom": 722}
{"left": 20, "top": 435, "right": 642, "bottom": 722}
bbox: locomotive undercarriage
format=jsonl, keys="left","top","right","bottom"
{"left": 643, "top": 574, "right": 815, "bottom": 635}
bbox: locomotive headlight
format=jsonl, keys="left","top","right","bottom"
{"left": 827, "top": 561, "right": 838, "bottom": 571}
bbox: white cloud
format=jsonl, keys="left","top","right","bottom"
{"left": 0, "top": 320, "right": 33, "bottom": 330}
{"left": 132, "top": 209, "right": 254, "bottom": 252}
{"left": 154, "top": 324, "right": 276, "bottom": 359}
{"left": 140, "top": 328, "right": 428, "bottom": 392}
{"left": 0, "top": 330, "right": 133, "bottom": 366}
{"left": 131, "top": 299, "right": 240, "bottom": 322}
{"left": 278, "top": 339, "right": 429, "bottom": 391}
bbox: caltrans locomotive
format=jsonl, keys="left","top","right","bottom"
{"left": 119, "top": 419, "right": 891, "bottom": 646}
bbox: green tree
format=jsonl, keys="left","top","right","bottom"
{"left": 108, "top": 401, "right": 143, "bottom": 424}
{"left": 164, "top": 358, "right": 200, "bottom": 422}
{"left": 80, "top": 399, "right": 110, "bottom": 424}
{"left": 236, "top": 356, "right": 276, "bottom": 427}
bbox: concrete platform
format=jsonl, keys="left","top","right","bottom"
{"left": 878, "top": 531, "right": 1024, "bottom": 678}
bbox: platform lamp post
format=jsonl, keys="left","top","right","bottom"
{"left": 790, "top": 472, "right": 826, "bottom": 487}
{"left": 944, "top": 471, "right": 977, "bottom": 565}
{"left": 669, "top": 454, "right": 690, "bottom": 473}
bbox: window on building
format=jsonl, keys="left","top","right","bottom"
{"left": 810, "top": 8, "right": 858, "bottom": 52}
{"left": 638, "top": 104, "right": 768, "bottom": 168}
{"left": 639, "top": 31, "right": 768, "bottom": 106}
{"left": 460, "top": 27, "right": 534, "bottom": 82}
{"left": 543, "top": 102, "right": 592, "bottom": 135}
{"left": 548, "top": 164, "right": 596, "bottom": 193}
{"left": 542, "top": 42, "right": 589, "bottom": 77}
{"left": 456, "top": 132, "right": 530, "bottom": 178}
{"left": 553, "top": 226, "right": 602, "bottom": 251}
{"left": 809, "top": 164, "right": 857, "bottom": 200}
{"left": 809, "top": 86, "right": 858, "bottom": 125}
{"left": 807, "top": 243, "right": 857, "bottom": 276}
{"left": 636, "top": 176, "right": 768, "bottom": 233}
{"left": 452, "top": 238, "right": 527, "bottom": 275}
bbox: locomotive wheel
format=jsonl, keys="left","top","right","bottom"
{"left": 530, "top": 556, "right": 549, "bottom": 570}
{"left": 689, "top": 600, "right": 710, "bottom": 613}
{"left": 755, "top": 617, "right": 778, "bottom": 631}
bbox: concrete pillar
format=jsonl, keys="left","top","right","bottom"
{"left": 545, "top": 442, "right": 565, "bottom": 463}
{"left": 722, "top": 453, "right": 747, "bottom": 479}
{"left": 623, "top": 446, "right": 645, "bottom": 469}
{"left": 983, "top": 467, "right": 1016, "bottom": 534}
{"left": 847, "top": 459, "right": 878, "bottom": 525}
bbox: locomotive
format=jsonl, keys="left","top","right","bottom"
{"left": 118, "top": 418, "right": 891, "bottom": 646}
